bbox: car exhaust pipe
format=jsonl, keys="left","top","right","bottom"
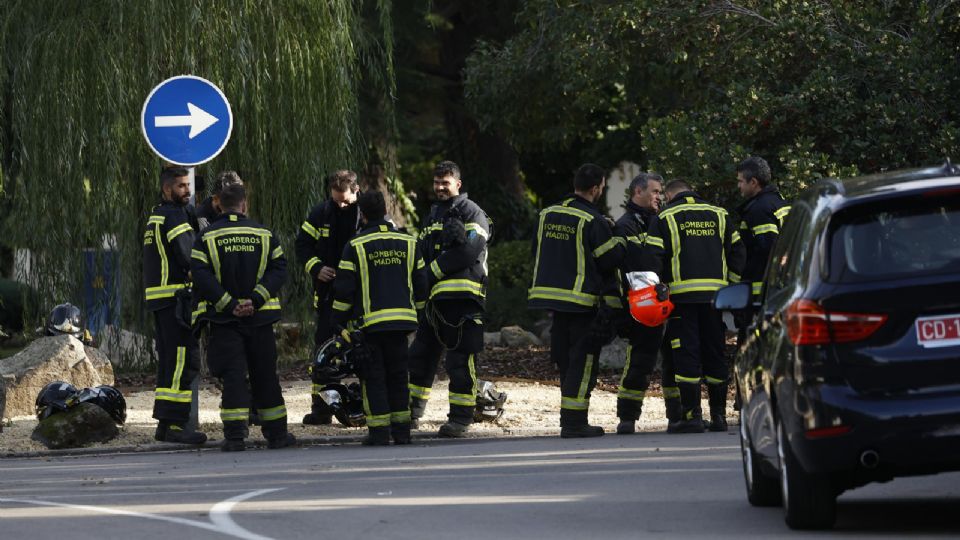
{"left": 860, "top": 449, "right": 880, "bottom": 469}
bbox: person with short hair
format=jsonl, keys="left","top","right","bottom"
{"left": 529, "top": 164, "right": 625, "bottom": 438}
{"left": 735, "top": 156, "right": 791, "bottom": 302}
{"left": 330, "top": 190, "right": 428, "bottom": 445}
{"left": 143, "top": 166, "right": 207, "bottom": 445}
{"left": 191, "top": 181, "right": 294, "bottom": 452}
{"left": 295, "top": 170, "right": 362, "bottom": 425}
{"left": 195, "top": 170, "right": 244, "bottom": 232}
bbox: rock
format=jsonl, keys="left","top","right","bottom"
{"left": 599, "top": 337, "right": 629, "bottom": 370}
{"left": 0, "top": 335, "right": 115, "bottom": 419}
{"left": 31, "top": 402, "right": 119, "bottom": 449}
{"left": 483, "top": 332, "right": 501, "bottom": 347}
{"left": 500, "top": 326, "right": 542, "bottom": 347}
{"left": 98, "top": 325, "right": 154, "bottom": 369}
{"left": 534, "top": 317, "right": 552, "bottom": 345}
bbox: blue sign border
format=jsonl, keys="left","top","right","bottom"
{"left": 140, "top": 75, "right": 233, "bottom": 166}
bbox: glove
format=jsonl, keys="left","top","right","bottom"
{"left": 440, "top": 215, "right": 467, "bottom": 249}
{"left": 586, "top": 303, "right": 617, "bottom": 347}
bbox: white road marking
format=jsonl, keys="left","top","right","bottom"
{"left": 0, "top": 488, "right": 283, "bottom": 540}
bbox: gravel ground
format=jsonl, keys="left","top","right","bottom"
{"left": 1, "top": 345, "right": 737, "bottom": 455}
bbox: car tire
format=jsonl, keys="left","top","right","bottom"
{"left": 740, "top": 413, "right": 781, "bottom": 507}
{"left": 777, "top": 421, "right": 837, "bottom": 530}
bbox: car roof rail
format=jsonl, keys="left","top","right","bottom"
{"left": 815, "top": 177, "right": 845, "bottom": 195}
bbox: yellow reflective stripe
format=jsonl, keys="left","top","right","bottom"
{"left": 363, "top": 308, "right": 417, "bottom": 326}
{"left": 662, "top": 386, "right": 681, "bottom": 399}
{"left": 220, "top": 408, "right": 249, "bottom": 422}
{"left": 192, "top": 301, "right": 208, "bottom": 324}
{"left": 464, "top": 222, "right": 489, "bottom": 239}
{"left": 367, "top": 413, "right": 391, "bottom": 427}
{"left": 527, "top": 286, "right": 597, "bottom": 307}
{"left": 206, "top": 236, "right": 221, "bottom": 282}
{"left": 148, "top": 215, "right": 165, "bottom": 225}
{"left": 645, "top": 235, "right": 665, "bottom": 248}
{"left": 171, "top": 346, "right": 186, "bottom": 391}
{"left": 618, "top": 344, "right": 633, "bottom": 390}
{"left": 311, "top": 383, "right": 324, "bottom": 396}
{"left": 592, "top": 236, "right": 620, "bottom": 258}
{"left": 659, "top": 203, "right": 727, "bottom": 220}
{"left": 332, "top": 300, "right": 353, "bottom": 312}
{"left": 191, "top": 249, "right": 209, "bottom": 263}
{"left": 350, "top": 232, "right": 414, "bottom": 246}
{"left": 752, "top": 223, "right": 779, "bottom": 235}
{"left": 156, "top": 222, "right": 169, "bottom": 286}
{"left": 627, "top": 234, "right": 647, "bottom": 245}
{"left": 577, "top": 353, "right": 594, "bottom": 402}
{"left": 338, "top": 259, "right": 356, "bottom": 272}
{"left": 155, "top": 390, "right": 192, "bottom": 403}
{"left": 355, "top": 243, "right": 372, "bottom": 314}
{"left": 752, "top": 282, "right": 763, "bottom": 295}
{"left": 319, "top": 227, "right": 330, "bottom": 237}
{"left": 301, "top": 221, "right": 321, "bottom": 240}
{"left": 573, "top": 218, "right": 586, "bottom": 294}
{"left": 166, "top": 222, "right": 193, "bottom": 242}
{"left": 676, "top": 375, "right": 701, "bottom": 384}
{"left": 253, "top": 284, "right": 270, "bottom": 303}
{"left": 561, "top": 396, "right": 589, "bottom": 410}
{"left": 271, "top": 245, "right": 283, "bottom": 260}
{"left": 550, "top": 203, "right": 593, "bottom": 221}
{"left": 215, "top": 292, "right": 232, "bottom": 311}
{"left": 391, "top": 410, "right": 412, "bottom": 423}
{"left": 468, "top": 353, "right": 477, "bottom": 398}
{"left": 719, "top": 208, "right": 728, "bottom": 281}
{"left": 430, "top": 279, "right": 485, "bottom": 298}
{"left": 415, "top": 301, "right": 426, "bottom": 310}
{"left": 416, "top": 258, "right": 425, "bottom": 270}
{"left": 666, "top": 214, "right": 681, "bottom": 282}
{"left": 670, "top": 338, "right": 681, "bottom": 349}
{"left": 669, "top": 278, "right": 728, "bottom": 294}
{"left": 408, "top": 384, "right": 431, "bottom": 399}
{"left": 201, "top": 226, "right": 272, "bottom": 241}
{"left": 258, "top": 405, "right": 287, "bottom": 422}
{"left": 259, "top": 298, "right": 281, "bottom": 311}
{"left": 774, "top": 206, "right": 791, "bottom": 224}
{"left": 704, "top": 376, "right": 725, "bottom": 385}
{"left": 530, "top": 210, "right": 548, "bottom": 287}
{"left": 603, "top": 295, "right": 622, "bottom": 308}
{"left": 305, "top": 256, "right": 322, "bottom": 274}
{"left": 406, "top": 238, "right": 417, "bottom": 311}
{"left": 617, "top": 388, "right": 646, "bottom": 401}
{"left": 728, "top": 272, "right": 741, "bottom": 283}
{"left": 145, "top": 283, "right": 187, "bottom": 300}
{"left": 449, "top": 392, "right": 476, "bottom": 406}
{"left": 731, "top": 231, "right": 741, "bottom": 244}
{"left": 256, "top": 233, "right": 270, "bottom": 281}
{"left": 430, "top": 260, "right": 444, "bottom": 280}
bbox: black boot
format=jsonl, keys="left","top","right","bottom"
{"left": 362, "top": 426, "right": 391, "bottom": 446}
{"left": 616, "top": 419, "right": 636, "bottom": 434}
{"left": 667, "top": 408, "right": 705, "bottom": 434}
{"left": 707, "top": 383, "right": 728, "bottom": 432}
{"left": 560, "top": 409, "right": 604, "bottom": 438}
{"left": 162, "top": 423, "right": 208, "bottom": 444}
{"left": 664, "top": 397, "right": 682, "bottom": 423}
{"left": 409, "top": 397, "right": 427, "bottom": 430}
{"left": 267, "top": 432, "right": 297, "bottom": 449}
{"left": 391, "top": 422, "right": 412, "bottom": 445}
{"left": 303, "top": 396, "right": 333, "bottom": 425}
{"left": 438, "top": 421, "right": 470, "bottom": 438}
{"left": 221, "top": 438, "right": 246, "bottom": 452}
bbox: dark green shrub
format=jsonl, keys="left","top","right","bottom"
{"left": 485, "top": 240, "right": 541, "bottom": 330}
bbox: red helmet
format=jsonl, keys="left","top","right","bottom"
{"left": 625, "top": 272, "right": 674, "bottom": 327}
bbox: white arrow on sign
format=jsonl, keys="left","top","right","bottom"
{"left": 154, "top": 102, "right": 219, "bottom": 139}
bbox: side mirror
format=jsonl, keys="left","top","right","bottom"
{"left": 713, "top": 282, "right": 751, "bottom": 310}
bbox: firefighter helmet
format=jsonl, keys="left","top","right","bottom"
{"left": 317, "top": 382, "right": 366, "bottom": 427}
{"left": 45, "top": 303, "right": 85, "bottom": 340}
{"left": 76, "top": 385, "right": 127, "bottom": 425}
{"left": 35, "top": 381, "right": 79, "bottom": 421}
{"left": 473, "top": 380, "right": 507, "bottom": 422}
{"left": 310, "top": 331, "right": 360, "bottom": 384}
{"left": 625, "top": 271, "right": 674, "bottom": 327}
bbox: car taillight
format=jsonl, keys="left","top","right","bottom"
{"left": 786, "top": 299, "right": 887, "bottom": 345}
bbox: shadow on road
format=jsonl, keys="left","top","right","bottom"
{"left": 834, "top": 498, "right": 960, "bottom": 534}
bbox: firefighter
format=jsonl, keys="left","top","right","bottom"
{"left": 330, "top": 191, "right": 428, "bottom": 445}
{"left": 407, "top": 160, "right": 491, "bottom": 438}
{"left": 613, "top": 172, "right": 682, "bottom": 433}
{"left": 143, "top": 166, "right": 207, "bottom": 445}
{"left": 644, "top": 180, "right": 745, "bottom": 433}
{"left": 734, "top": 156, "right": 791, "bottom": 336}
{"left": 191, "top": 181, "right": 295, "bottom": 452}
{"left": 295, "top": 170, "right": 362, "bottom": 425}
{"left": 528, "top": 164, "right": 625, "bottom": 438}
{"left": 195, "top": 171, "right": 243, "bottom": 233}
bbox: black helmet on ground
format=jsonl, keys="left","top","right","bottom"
{"left": 76, "top": 385, "right": 127, "bottom": 425}
{"left": 309, "top": 330, "right": 363, "bottom": 385}
{"left": 45, "top": 303, "right": 85, "bottom": 340}
{"left": 35, "top": 381, "right": 79, "bottom": 421}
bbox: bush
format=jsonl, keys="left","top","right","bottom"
{"left": 485, "top": 240, "right": 541, "bottom": 331}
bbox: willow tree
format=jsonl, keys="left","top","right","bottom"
{"left": 0, "top": 0, "right": 393, "bottom": 369}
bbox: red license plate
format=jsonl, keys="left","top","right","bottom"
{"left": 916, "top": 314, "right": 960, "bottom": 348}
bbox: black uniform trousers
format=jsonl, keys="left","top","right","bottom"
{"left": 207, "top": 323, "right": 288, "bottom": 441}
{"left": 616, "top": 322, "right": 665, "bottom": 420}
{"left": 551, "top": 310, "right": 602, "bottom": 427}
{"left": 359, "top": 331, "right": 412, "bottom": 429}
{"left": 408, "top": 301, "right": 483, "bottom": 425}
{"left": 152, "top": 305, "right": 200, "bottom": 424}
{"left": 665, "top": 302, "right": 726, "bottom": 415}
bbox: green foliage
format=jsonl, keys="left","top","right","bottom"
{"left": 484, "top": 240, "right": 538, "bottom": 330}
{"left": 0, "top": 0, "right": 393, "bottom": 367}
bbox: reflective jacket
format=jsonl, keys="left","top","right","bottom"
{"left": 419, "top": 193, "right": 490, "bottom": 306}
{"left": 734, "top": 185, "right": 791, "bottom": 297}
{"left": 614, "top": 200, "right": 659, "bottom": 273}
{"left": 331, "top": 220, "right": 428, "bottom": 333}
{"left": 190, "top": 212, "right": 287, "bottom": 326}
{"left": 528, "top": 194, "right": 625, "bottom": 313}
{"left": 644, "top": 191, "right": 745, "bottom": 303}
{"left": 143, "top": 201, "right": 195, "bottom": 312}
{"left": 295, "top": 199, "right": 362, "bottom": 306}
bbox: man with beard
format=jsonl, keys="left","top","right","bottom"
{"left": 143, "top": 166, "right": 207, "bottom": 445}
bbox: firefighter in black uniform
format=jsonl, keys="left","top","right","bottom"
{"left": 734, "top": 156, "right": 791, "bottom": 334}
{"left": 295, "top": 170, "right": 362, "bottom": 425}
{"left": 644, "top": 180, "right": 745, "bottom": 433}
{"left": 408, "top": 161, "right": 491, "bottom": 438}
{"left": 529, "top": 164, "right": 625, "bottom": 438}
{"left": 143, "top": 167, "right": 207, "bottom": 445}
{"left": 195, "top": 171, "right": 243, "bottom": 233}
{"left": 331, "top": 191, "right": 428, "bottom": 445}
{"left": 191, "top": 182, "right": 295, "bottom": 452}
{"left": 613, "top": 172, "right": 682, "bottom": 433}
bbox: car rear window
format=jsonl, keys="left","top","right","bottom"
{"left": 827, "top": 192, "right": 960, "bottom": 283}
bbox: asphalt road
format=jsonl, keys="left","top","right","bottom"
{"left": 1, "top": 432, "right": 958, "bottom": 539}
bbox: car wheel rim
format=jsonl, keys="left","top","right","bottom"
{"left": 777, "top": 423, "right": 789, "bottom": 509}
{"left": 741, "top": 420, "right": 754, "bottom": 486}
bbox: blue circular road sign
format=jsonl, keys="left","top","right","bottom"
{"left": 141, "top": 75, "right": 233, "bottom": 166}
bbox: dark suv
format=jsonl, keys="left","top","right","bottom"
{"left": 714, "top": 163, "right": 960, "bottom": 529}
